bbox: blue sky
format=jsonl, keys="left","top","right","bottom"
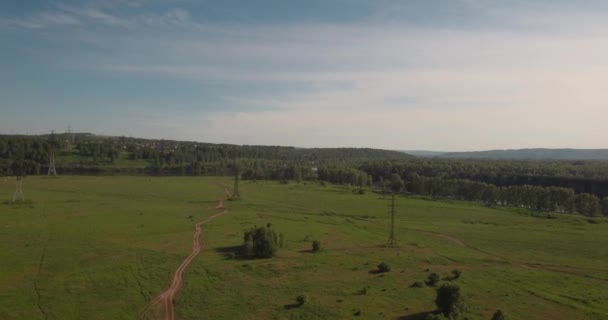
{"left": 1, "top": 0, "right": 608, "bottom": 151}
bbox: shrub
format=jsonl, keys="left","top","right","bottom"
{"left": 296, "top": 294, "right": 308, "bottom": 306}
{"left": 426, "top": 272, "right": 441, "bottom": 286}
{"left": 492, "top": 309, "right": 506, "bottom": 320}
{"left": 451, "top": 269, "right": 462, "bottom": 280}
{"left": 312, "top": 240, "right": 321, "bottom": 252}
{"left": 411, "top": 281, "right": 426, "bottom": 288}
{"left": 241, "top": 224, "right": 282, "bottom": 258}
{"left": 377, "top": 262, "right": 391, "bottom": 273}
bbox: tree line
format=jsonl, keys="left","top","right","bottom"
{"left": 359, "top": 159, "right": 608, "bottom": 198}
{"left": 403, "top": 175, "right": 607, "bottom": 217}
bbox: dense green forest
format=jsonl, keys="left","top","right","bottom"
{"left": 2, "top": 134, "right": 608, "bottom": 217}
{"left": 0, "top": 134, "right": 411, "bottom": 176}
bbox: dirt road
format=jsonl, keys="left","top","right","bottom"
{"left": 139, "top": 199, "right": 227, "bottom": 320}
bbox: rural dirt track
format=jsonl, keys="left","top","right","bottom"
{"left": 139, "top": 199, "right": 227, "bottom": 320}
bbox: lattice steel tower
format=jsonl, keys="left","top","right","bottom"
{"left": 12, "top": 176, "right": 24, "bottom": 202}
{"left": 48, "top": 131, "right": 57, "bottom": 176}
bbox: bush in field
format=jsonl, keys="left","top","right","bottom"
{"left": 377, "top": 262, "right": 391, "bottom": 273}
{"left": 435, "top": 284, "right": 466, "bottom": 318}
{"left": 427, "top": 272, "right": 441, "bottom": 286}
{"left": 296, "top": 294, "right": 308, "bottom": 306}
{"left": 312, "top": 240, "right": 321, "bottom": 252}
{"left": 241, "top": 224, "right": 283, "bottom": 258}
{"left": 411, "top": 281, "right": 426, "bottom": 288}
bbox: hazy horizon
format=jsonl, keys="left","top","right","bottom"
{"left": 2, "top": 1, "right": 608, "bottom": 151}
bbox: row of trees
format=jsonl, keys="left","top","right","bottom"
{"left": 360, "top": 159, "right": 608, "bottom": 198}
{"left": 0, "top": 136, "right": 56, "bottom": 176}
{"left": 317, "top": 166, "right": 372, "bottom": 188}
{"left": 392, "top": 175, "right": 608, "bottom": 217}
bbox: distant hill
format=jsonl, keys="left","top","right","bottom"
{"left": 0, "top": 133, "right": 414, "bottom": 176}
{"left": 442, "top": 148, "right": 608, "bottom": 161}
{"left": 401, "top": 150, "right": 447, "bottom": 157}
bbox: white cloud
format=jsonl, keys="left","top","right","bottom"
{"left": 3, "top": 1, "right": 608, "bottom": 149}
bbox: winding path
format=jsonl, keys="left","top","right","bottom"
{"left": 139, "top": 200, "right": 227, "bottom": 320}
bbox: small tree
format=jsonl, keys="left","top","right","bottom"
{"left": 377, "top": 262, "right": 391, "bottom": 273}
{"left": 312, "top": 240, "right": 321, "bottom": 252}
{"left": 390, "top": 173, "right": 405, "bottom": 194}
{"left": 435, "top": 284, "right": 466, "bottom": 318}
{"left": 427, "top": 272, "right": 441, "bottom": 286}
{"left": 241, "top": 224, "right": 281, "bottom": 258}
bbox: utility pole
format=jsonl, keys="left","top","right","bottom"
{"left": 387, "top": 173, "right": 403, "bottom": 246}
{"left": 232, "top": 161, "right": 241, "bottom": 200}
{"left": 388, "top": 193, "right": 396, "bottom": 246}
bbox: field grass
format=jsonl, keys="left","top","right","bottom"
{"left": 0, "top": 176, "right": 607, "bottom": 320}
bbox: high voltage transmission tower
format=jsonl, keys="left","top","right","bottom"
{"left": 67, "top": 124, "right": 74, "bottom": 145}
{"left": 48, "top": 131, "right": 57, "bottom": 176}
{"left": 13, "top": 176, "right": 24, "bottom": 202}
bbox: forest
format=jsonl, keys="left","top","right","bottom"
{"left": 1, "top": 133, "right": 607, "bottom": 217}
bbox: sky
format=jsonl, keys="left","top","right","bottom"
{"left": 1, "top": 0, "right": 608, "bottom": 151}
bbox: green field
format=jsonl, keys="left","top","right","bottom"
{"left": 1, "top": 176, "right": 607, "bottom": 320}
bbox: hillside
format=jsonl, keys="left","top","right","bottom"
{"left": 0, "top": 133, "right": 413, "bottom": 176}
{"left": 442, "top": 148, "right": 608, "bottom": 160}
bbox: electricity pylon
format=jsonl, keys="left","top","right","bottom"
{"left": 12, "top": 176, "right": 24, "bottom": 202}
{"left": 48, "top": 131, "right": 57, "bottom": 176}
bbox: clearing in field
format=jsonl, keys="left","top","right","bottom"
{"left": 0, "top": 176, "right": 607, "bottom": 320}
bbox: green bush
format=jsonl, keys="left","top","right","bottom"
{"left": 377, "top": 262, "right": 391, "bottom": 273}
{"left": 435, "top": 284, "right": 466, "bottom": 318}
{"left": 241, "top": 224, "right": 282, "bottom": 258}
{"left": 296, "top": 294, "right": 308, "bottom": 306}
{"left": 427, "top": 272, "right": 441, "bottom": 286}
{"left": 411, "top": 281, "right": 426, "bottom": 288}
{"left": 312, "top": 240, "right": 321, "bottom": 252}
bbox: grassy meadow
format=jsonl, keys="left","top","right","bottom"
{"left": 0, "top": 176, "right": 607, "bottom": 319}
